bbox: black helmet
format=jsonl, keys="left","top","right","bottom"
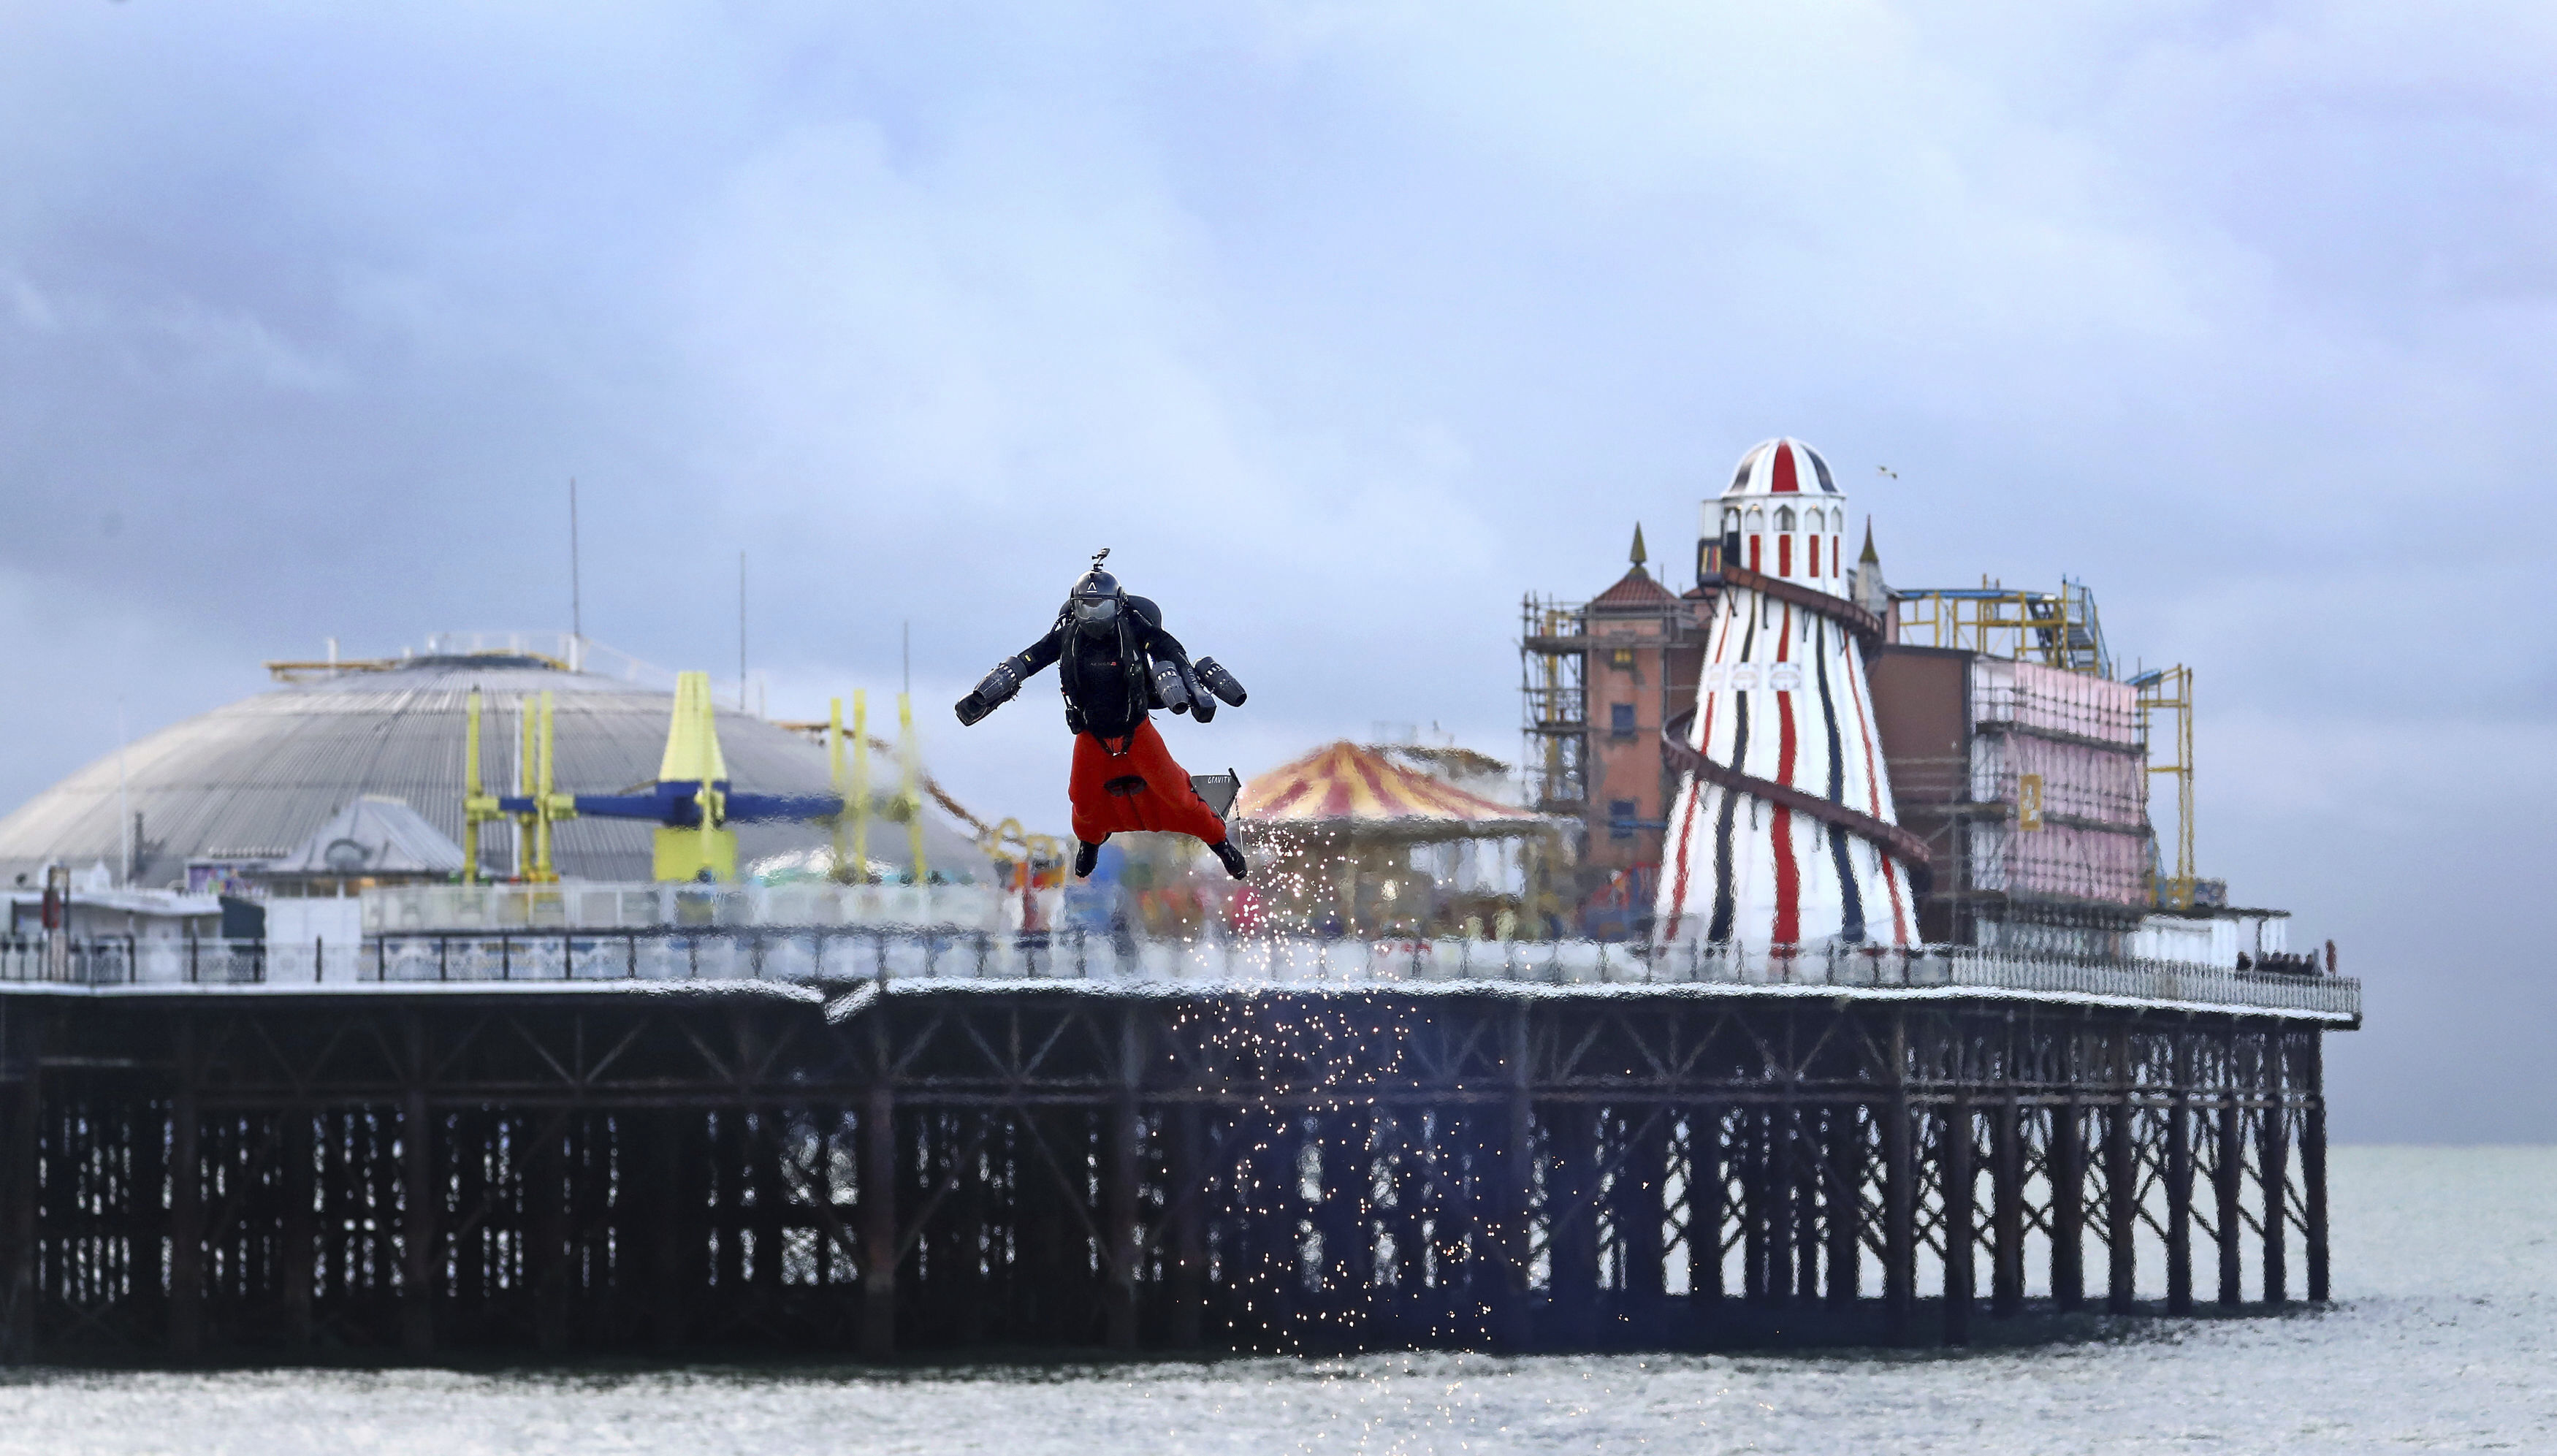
{"left": 1069, "top": 566, "right": 1123, "bottom": 637}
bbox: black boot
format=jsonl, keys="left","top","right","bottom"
{"left": 1074, "top": 839, "right": 1103, "bottom": 878}
{"left": 1211, "top": 839, "right": 1248, "bottom": 880}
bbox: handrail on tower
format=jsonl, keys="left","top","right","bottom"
{"left": 1888, "top": 577, "right": 2111, "bottom": 677}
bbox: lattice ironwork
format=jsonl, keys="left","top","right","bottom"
{"left": 0, "top": 989, "right": 2331, "bottom": 1359}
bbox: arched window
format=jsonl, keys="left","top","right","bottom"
{"left": 1723, "top": 508, "right": 1741, "bottom": 534}
{"left": 1745, "top": 507, "right": 1764, "bottom": 531}
{"left": 1775, "top": 506, "right": 1797, "bottom": 532}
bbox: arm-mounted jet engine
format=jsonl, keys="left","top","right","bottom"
{"left": 954, "top": 658, "right": 1024, "bottom": 727}
{"left": 1194, "top": 657, "right": 1247, "bottom": 707}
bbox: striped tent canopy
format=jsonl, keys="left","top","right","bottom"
{"left": 1236, "top": 741, "right": 1553, "bottom": 842}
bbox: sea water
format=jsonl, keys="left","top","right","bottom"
{"left": 0, "top": 1146, "right": 2549, "bottom": 1455}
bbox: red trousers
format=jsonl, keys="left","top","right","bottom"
{"left": 1069, "top": 718, "right": 1229, "bottom": 846}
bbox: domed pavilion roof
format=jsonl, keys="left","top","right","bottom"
{"left": 1723, "top": 437, "right": 1840, "bottom": 497}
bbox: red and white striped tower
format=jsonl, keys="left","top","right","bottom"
{"left": 1654, "top": 438, "right": 1926, "bottom": 949}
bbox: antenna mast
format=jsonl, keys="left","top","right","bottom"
{"left": 568, "top": 479, "right": 583, "bottom": 659}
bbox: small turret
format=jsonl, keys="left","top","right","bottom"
{"left": 1851, "top": 518, "right": 1891, "bottom": 619}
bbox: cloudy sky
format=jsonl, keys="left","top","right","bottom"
{"left": 2, "top": 1, "right": 2549, "bottom": 1139}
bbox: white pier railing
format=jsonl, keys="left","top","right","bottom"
{"left": 0, "top": 932, "right": 2361, "bottom": 1020}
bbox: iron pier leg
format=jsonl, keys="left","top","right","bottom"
{"left": 1105, "top": 1011, "right": 1143, "bottom": 1352}
{"left": 1742, "top": 1108, "right": 1770, "bottom": 1306}
{"left": 1824, "top": 1105, "right": 1860, "bottom": 1313}
{"left": 1168, "top": 1102, "right": 1206, "bottom": 1351}
{"left": 1794, "top": 1105, "right": 1821, "bottom": 1307}
{"left": 1498, "top": 1006, "right": 1534, "bottom": 1352}
{"left": 449, "top": 1111, "right": 484, "bottom": 1330}
{"left": 1547, "top": 1102, "right": 1597, "bottom": 1346}
{"left": 2167, "top": 1034, "right": 2195, "bottom": 1316}
{"left": 2260, "top": 1045, "right": 2289, "bottom": 1306}
{"left": 2107, "top": 1075, "right": 2137, "bottom": 1314}
{"left": 1622, "top": 1105, "right": 1669, "bottom": 1338}
{"left": 283, "top": 1110, "right": 316, "bottom": 1347}
{"left": 653, "top": 1112, "right": 692, "bottom": 1351}
{"left": 1240, "top": 1107, "right": 1295, "bottom": 1352}
{"left": 750, "top": 1109, "right": 783, "bottom": 1321}
{"left": 1769, "top": 1105, "right": 1797, "bottom": 1305}
{"left": 1943, "top": 1097, "right": 1973, "bottom": 1346}
{"left": 1429, "top": 1109, "right": 1471, "bottom": 1346}
{"left": 317, "top": 1113, "right": 346, "bottom": 1340}
{"left": 0, "top": 1019, "right": 42, "bottom": 1365}
{"left": 1991, "top": 1097, "right": 2022, "bottom": 1318}
{"left": 1690, "top": 1105, "right": 1724, "bottom": 1319}
{"left": 713, "top": 1110, "right": 745, "bottom": 1299}
{"left": 1883, "top": 1016, "right": 1916, "bottom": 1344}
{"left": 1386, "top": 1110, "right": 1428, "bottom": 1343}
{"left": 861, "top": 1074, "right": 898, "bottom": 1358}
{"left": 1310, "top": 1110, "right": 1365, "bottom": 1346}
{"left": 170, "top": 1024, "right": 204, "bottom": 1357}
{"left": 951, "top": 1110, "right": 990, "bottom": 1349}
{"left": 2216, "top": 1087, "right": 2244, "bottom": 1308}
{"left": 400, "top": 1015, "right": 436, "bottom": 1354}
{"left": 533, "top": 1116, "right": 570, "bottom": 1352}
{"left": 2303, "top": 1034, "right": 2330, "bottom": 1305}
{"left": 2051, "top": 1099, "right": 2084, "bottom": 1312}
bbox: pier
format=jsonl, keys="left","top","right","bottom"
{"left": 0, "top": 937, "right": 2352, "bottom": 1360}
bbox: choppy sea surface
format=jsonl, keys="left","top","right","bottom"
{"left": 1, "top": 1146, "right": 2550, "bottom": 1455}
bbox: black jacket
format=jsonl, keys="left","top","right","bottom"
{"left": 1005, "top": 595, "right": 1195, "bottom": 739}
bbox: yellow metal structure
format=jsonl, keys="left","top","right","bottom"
{"left": 462, "top": 690, "right": 498, "bottom": 883}
{"left": 461, "top": 689, "right": 577, "bottom": 883}
{"left": 652, "top": 670, "right": 736, "bottom": 883}
{"left": 1890, "top": 579, "right": 2110, "bottom": 676}
{"left": 850, "top": 692, "right": 872, "bottom": 882}
{"left": 2135, "top": 665, "right": 2198, "bottom": 909}
{"left": 458, "top": 674, "right": 953, "bottom": 888}
{"left": 774, "top": 709, "right": 1027, "bottom": 863}
{"left": 516, "top": 701, "right": 534, "bottom": 877}
{"left": 521, "top": 691, "right": 575, "bottom": 883}
{"left": 983, "top": 817, "right": 1067, "bottom": 875}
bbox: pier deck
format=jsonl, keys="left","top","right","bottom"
{"left": 0, "top": 938, "right": 2349, "bottom": 1360}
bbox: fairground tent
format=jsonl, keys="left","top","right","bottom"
{"left": 1232, "top": 741, "right": 1563, "bottom": 937}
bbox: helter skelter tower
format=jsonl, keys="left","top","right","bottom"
{"left": 1655, "top": 437, "right": 1931, "bottom": 949}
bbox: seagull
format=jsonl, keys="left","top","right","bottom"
{"left": 1876, "top": 466, "right": 1898, "bottom": 479}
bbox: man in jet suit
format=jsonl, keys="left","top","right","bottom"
{"left": 954, "top": 554, "right": 1251, "bottom": 880}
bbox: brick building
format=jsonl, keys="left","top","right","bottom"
{"left": 1520, "top": 527, "right": 1711, "bottom": 936}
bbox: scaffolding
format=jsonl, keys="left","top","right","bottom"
{"left": 1889, "top": 578, "right": 2112, "bottom": 677}
{"left": 1518, "top": 595, "right": 1589, "bottom": 815}
{"left": 1892, "top": 576, "right": 2212, "bottom": 914}
{"left": 2130, "top": 665, "right": 2198, "bottom": 910}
